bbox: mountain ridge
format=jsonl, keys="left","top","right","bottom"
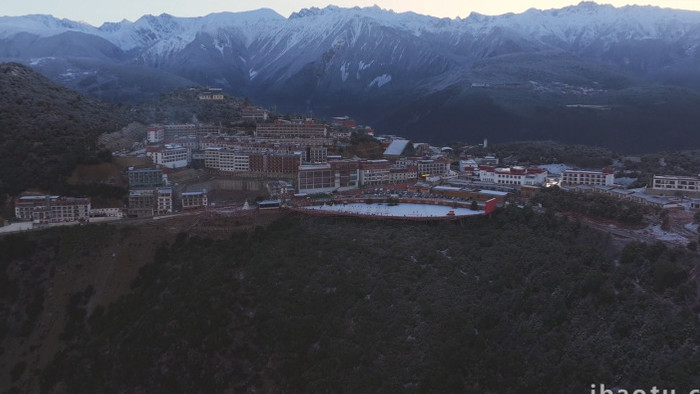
{"left": 4, "top": 2, "right": 700, "bottom": 152}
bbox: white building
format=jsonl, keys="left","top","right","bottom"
{"left": 359, "top": 160, "right": 391, "bottom": 186}
{"left": 417, "top": 159, "right": 450, "bottom": 177}
{"left": 479, "top": 166, "right": 548, "bottom": 186}
{"left": 147, "top": 145, "right": 190, "bottom": 169}
{"left": 648, "top": 174, "right": 700, "bottom": 197}
{"left": 14, "top": 195, "right": 91, "bottom": 223}
{"left": 390, "top": 167, "right": 418, "bottom": 183}
{"left": 561, "top": 169, "right": 615, "bottom": 186}
{"left": 204, "top": 148, "right": 250, "bottom": 172}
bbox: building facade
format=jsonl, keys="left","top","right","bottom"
{"left": 147, "top": 145, "right": 190, "bottom": 169}
{"left": 14, "top": 195, "right": 91, "bottom": 223}
{"left": 648, "top": 175, "right": 700, "bottom": 197}
{"left": 478, "top": 166, "right": 548, "bottom": 186}
{"left": 417, "top": 159, "right": 450, "bottom": 177}
{"left": 128, "top": 188, "right": 173, "bottom": 217}
{"left": 297, "top": 160, "right": 360, "bottom": 193}
{"left": 127, "top": 168, "right": 164, "bottom": 188}
{"left": 561, "top": 169, "right": 615, "bottom": 186}
{"left": 359, "top": 160, "right": 391, "bottom": 186}
{"left": 181, "top": 191, "right": 208, "bottom": 209}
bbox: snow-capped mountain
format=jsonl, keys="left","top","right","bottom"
{"left": 3, "top": 1, "right": 700, "bottom": 151}
{"left": 3, "top": 2, "right": 700, "bottom": 94}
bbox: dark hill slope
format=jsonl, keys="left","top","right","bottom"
{"left": 0, "top": 62, "right": 126, "bottom": 196}
{"left": 3, "top": 209, "right": 696, "bottom": 393}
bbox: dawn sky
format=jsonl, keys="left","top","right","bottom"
{"left": 4, "top": 1, "right": 700, "bottom": 26}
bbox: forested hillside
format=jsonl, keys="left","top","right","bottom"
{"left": 0, "top": 63, "right": 124, "bottom": 196}
{"left": 2, "top": 208, "right": 699, "bottom": 392}
{"left": 0, "top": 62, "right": 248, "bottom": 199}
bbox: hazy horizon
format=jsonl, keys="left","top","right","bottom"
{"left": 4, "top": 1, "right": 700, "bottom": 26}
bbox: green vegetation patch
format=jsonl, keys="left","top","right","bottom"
{"left": 36, "top": 208, "right": 700, "bottom": 393}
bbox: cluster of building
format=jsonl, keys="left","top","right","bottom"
{"left": 138, "top": 116, "right": 458, "bottom": 195}
{"left": 17, "top": 88, "right": 700, "bottom": 225}
{"left": 136, "top": 111, "right": 637, "bottom": 203}
{"left": 126, "top": 167, "right": 208, "bottom": 217}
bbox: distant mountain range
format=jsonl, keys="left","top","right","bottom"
{"left": 4, "top": 2, "right": 700, "bottom": 152}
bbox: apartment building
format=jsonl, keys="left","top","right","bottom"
{"left": 146, "top": 145, "right": 190, "bottom": 169}
{"left": 298, "top": 164, "right": 334, "bottom": 193}
{"left": 297, "top": 160, "right": 360, "bottom": 193}
{"left": 359, "top": 160, "right": 391, "bottom": 186}
{"left": 648, "top": 174, "right": 700, "bottom": 197}
{"left": 390, "top": 166, "right": 418, "bottom": 183}
{"left": 181, "top": 190, "right": 208, "bottom": 209}
{"left": 127, "top": 188, "right": 173, "bottom": 217}
{"left": 478, "top": 166, "right": 548, "bottom": 186}
{"left": 255, "top": 119, "right": 327, "bottom": 139}
{"left": 14, "top": 195, "right": 91, "bottom": 223}
{"left": 308, "top": 146, "right": 328, "bottom": 163}
{"left": 561, "top": 169, "right": 615, "bottom": 186}
{"left": 417, "top": 159, "right": 450, "bottom": 177}
{"left": 127, "top": 167, "right": 164, "bottom": 188}
{"left": 205, "top": 149, "right": 301, "bottom": 175}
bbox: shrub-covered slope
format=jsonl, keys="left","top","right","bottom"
{"left": 1, "top": 209, "right": 695, "bottom": 393}
{"left": 0, "top": 63, "right": 125, "bottom": 196}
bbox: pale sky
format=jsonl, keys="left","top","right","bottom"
{"left": 3, "top": 1, "right": 700, "bottom": 26}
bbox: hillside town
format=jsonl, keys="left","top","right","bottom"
{"left": 3, "top": 93, "right": 700, "bottom": 246}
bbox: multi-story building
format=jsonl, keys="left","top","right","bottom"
{"left": 147, "top": 125, "right": 165, "bottom": 143}
{"left": 648, "top": 175, "right": 700, "bottom": 197}
{"left": 205, "top": 149, "right": 301, "bottom": 175}
{"left": 297, "top": 160, "right": 360, "bottom": 193}
{"left": 478, "top": 166, "right": 548, "bottom": 186}
{"left": 181, "top": 190, "right": 208, "bottom": 209}
{"left": 204, "top": 149, "right": 250, "bottom": 172}
{"left": 127, "top": 188, "right": 173, "bottom": 217}
{"left": 390, "top": 166, "right": 418, "bottom": 183}
{"left": 308, "top": 146, "right": 328, "bottom": 163}
{"left": 359, "top": 160, "right": 391, "bottom": 186}
{"left": 417, "top": 159, "right": 450, "bottom": 177}
{"left": 561, "top": 169, "right": 615, "bottom": 186}
{"left": 268, "top": 153, "right": 302, "bottom": 175}
{"left": 330, "top": 160, "right": 360, "bottom": 189}
{"left": 298, "top": 164, "right": 334, "bottom": 193}
{"left": 146, "top": 145, "right": 190, "bottom": 169}
{"left": 157, "top": 188, "right": 173, "bottom": 214}
{"left": 127, "top": 167, "right": 164, "bottom": 188}
{"left": 127, "top": 189, "right": 156, "bottom": 217}
{"left": 248, "top": 152, "right": 266, "bottom": 173}
{"left": 241, "top": 106, "right": 269, "bottom": 122}
{"left": 255, "top": 119, "right": 327, "bottom": 139}
{"left": 14, "top": 195, "right": 91, "bottom": 223}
